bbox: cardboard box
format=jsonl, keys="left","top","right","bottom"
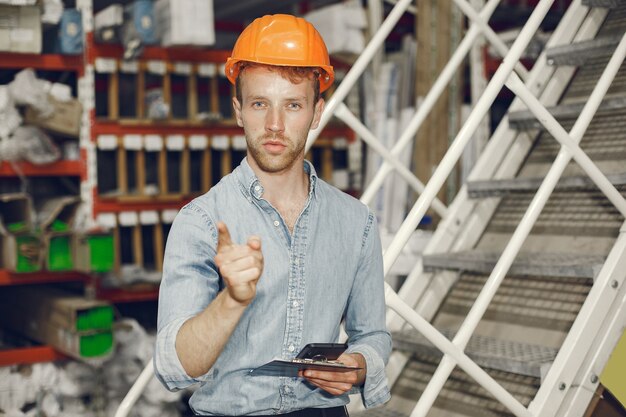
{"left": 24, "top": 94, "right": 82, "bottom": 137}
{"left": 74, "top": 231, "right": 115, "bottom": 273}
{"left": 0, "top": 5, "right": 41, "bottom": 54}
{"left": 0, "top": 287, "right": 114, "bottom": 360}
{"left": 155, "top": 0, "right": 215, "bottom": 47}
{"left": 37, "top": 196, "right": 81, "bottom": 271}
{"left": 0, "top": 193, "right": 41, "bottom": 273}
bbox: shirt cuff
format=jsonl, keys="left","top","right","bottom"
{"left": 154, "top": 315, "right": 214, "bottom": 391}
{"left": 346, "top": 344, "right": 391, "bottom": 408}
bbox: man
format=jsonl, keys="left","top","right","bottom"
{"left": 155, "top": 14, "right": 391, "bottom": 417}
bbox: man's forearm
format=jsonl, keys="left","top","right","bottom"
{"left": 175, "top": 290, "right": 248, "bottom": 378}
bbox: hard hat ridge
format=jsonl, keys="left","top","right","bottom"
{"left": 225, "top": 14, "right": 335, "bottom": 92}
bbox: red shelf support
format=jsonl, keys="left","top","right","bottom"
{"left": 0, "top": 270, "right": 91, "bottom": 286}
{"left": 97, "top": 285, "right": 159, "bottom": 303}
{"left": 0, "top": 52, "right": 83, "bottom": 72}
{"left": 88, "top": 40, "right": 231, "bottom": 64}
{"left": 0, "top": 346, "right": 67, "bottom": 366}
{"left": 0, "top": 160, "right": 85, "bottom": 178}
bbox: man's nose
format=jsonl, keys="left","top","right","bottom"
{"left": 265, "top": 108, "right": 285, "bottom": 133}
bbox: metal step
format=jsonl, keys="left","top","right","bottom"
{"left": 379, "top": 353, "right": 539, "bottom": 417}
{"left": 422, "top": 250, "right": 605, "bottom": 279}
{"left": 467, "top": 172, "right": 626, "bottom": 198}
{"left": 508, "top": 96, "right": 626, "bottom": 131}
{"left": 393, "top": 329, "right": 557, "bottom": 378}
{"left": 582, "top": 0, "right": 626, "bottom": 8}
{"left": 352, "top": 408, "right": 408, "bottom": 417}
{"left": 440, "top": 273, "right": 592, "bottom": 332}
{"left": 546, "top": 34, "right": 622, "bottom": 66}
{"left": 484, "top": 188, "right": 625, "bottom": 237}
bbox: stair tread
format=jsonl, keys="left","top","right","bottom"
{"left": 581, "top": 0, "right": 626, "bottom": 8}
{"left": 467, "top": 172, "right": 626, "bottom": 198}
{"left": 508, "top": 95, "right": 626, "bottom": 130}
{"left": 546, "top": 34, "right": 623, "bottom": 66}
{"left": 393, "top": 328, "right": 557, "bottom": 377}
{"left": 422, "top": 250, "right": 605, "bottom": 278}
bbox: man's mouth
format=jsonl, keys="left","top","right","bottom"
{"left": 262, "top": 140, "right": 287, "bottom": 154}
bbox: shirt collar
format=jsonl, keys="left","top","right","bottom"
{"left": 235, "top": 157, "right": 319, "bottom": 200}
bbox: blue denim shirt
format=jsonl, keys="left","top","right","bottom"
{"left": 155, "top": 158, "right": 391, "bottom": 416}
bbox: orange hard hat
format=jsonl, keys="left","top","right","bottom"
{"left": 225, "top": 14, "right": 334, "bottom": 92}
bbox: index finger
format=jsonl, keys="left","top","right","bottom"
{"left": 217, "top": 221, "right": 233, "bottom": 250}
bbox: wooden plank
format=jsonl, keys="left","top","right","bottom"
{"left": 108, "top": 62, "right": 119, "bottom": 120}
{"left": 188, "top": 66, "right": 198, "bottom": 120}
{"left": 136, "top": 61, "right": 146, "bottom": 119}
{"left": 154, "top": 221, "right": 164, "bottom": 271}
{"left": 136, "top": 149, "right": 146, "bottom": 195}
{"left": 210, "top": 74, "right": 220, "bottom": 114}
{"left": 322, "top": 146, "right": 334, "bottom": 182}
{"left": 163, "top": 63, "right": 172, "bottom": 120}
{"left": 202, "top": 148, "right": 211, "bottom": 191}
{"left": 116, "top": 138, "right": 128, "bottom": 194}
{"left": 181, "top": 144, "right": 191, "bottom": 195}
{"left": 159, "top": 148, "right": 168, "bottom": 195}
{"left": 133, "top": 224, "right": 143, "bottom": 268}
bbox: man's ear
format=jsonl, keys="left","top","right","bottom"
{"left": 232, "top": 96, "right": 243, "bottom": 127}
{"left": 311, "top": 98, "right": 325, "bottom": 130}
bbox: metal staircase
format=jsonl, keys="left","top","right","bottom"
{"left": 352, "top": 1, "right": 626, "bottom": 416}
{"left": 114, "top": 1, "right": 626, "bottom": 416}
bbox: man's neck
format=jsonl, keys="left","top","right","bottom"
{"left": 250, "top": 160, "right": 310, "bottom": 208}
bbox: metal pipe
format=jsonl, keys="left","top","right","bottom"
{"left": 305, "top": 0, "right": 415, "bottom": 152}
{"left": 335, "top": 103, "right": 448, "bottom": 217}
{"left": 452, "top": 0, "right": 531, "bottom": 80}
{"left": 400, "top": 2, "right": 557, "bottom": 415}
{"left": 114, "top": 360, "right": 154, "bottom": 417}
{"left": 360, "top": 0, "right": 502, "bottom": 205}
{"left": 384, "top": 284, "right": 532, "bottom": 417}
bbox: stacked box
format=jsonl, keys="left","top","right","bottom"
{"left": 0, "top": 5, "right": 42, "bottom": 54}
{"left": 0, "top": 287, "right": 114, "bottom": 359}
{"left": 37, "top": 196, "right": 82, "bottom": 272}
{"left": 155, "top": 0, "right": 215, "bottom": 47}
{"left": 0, "top": 193, "right": 41, "bottom": 273}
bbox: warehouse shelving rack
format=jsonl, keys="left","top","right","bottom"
{"left": 0, "top": 0, "right": 357, "bottom": 368}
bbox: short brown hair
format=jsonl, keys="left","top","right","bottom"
{"left": 235, "top": 62, "right": 321, "bottom": 105}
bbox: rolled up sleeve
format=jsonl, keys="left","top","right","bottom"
{"left": 154, "top": 202, "right": 219, "bottom": 391}
{"left": 344, "top": 212, "right": 392, "bottom": 408}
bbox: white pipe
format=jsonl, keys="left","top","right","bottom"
{"left": 454, "top": 0, "right": 530, "bottom": 81}
{"left": 384, "top": 0, "right": 418, "bottom": 15}
{"left": 384, "top": 284, "right": 532, "bottom": 417}
{"left": 114, "top": 360, "right": 154, "bottom": 417}
{"left": 404, "top": 2, "right": 557, "bottom": 415}
{"left": 360, "top": 0, "right": 502, "bottom": 206}
{"left": 384, "top": 0, "right": 555, "bottom": 278}
{"left": 452, "top": 0, "right": 531, "bottom": 80}
{"left": 335, "top": 103, "right": 449, "bottom": 218}
{"left": 305, "top": 0, "right": 415, "bottom": 152}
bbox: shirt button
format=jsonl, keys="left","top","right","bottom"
{"left": 294, "top": 258, "right": 299, "bottom": 265}
{"left": 288, "top": 344, "right": 295, "bottom": 352}
{"left": 284, "top": 386, "right": 291, "bottom": 393}
{"left": 292, "top": 300, "right": 299, "bottom": 308}
{"left": 254, "top": 185, "right": 261, "bottom": 192}
{"left": 273, "top": 220, "right": 280, "bottom": 227}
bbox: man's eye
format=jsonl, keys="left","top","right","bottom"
{"left": 288, "top": 103, "right": 302, "bottom": 110}
{"left": 252, "top": 101, "right": 265, "bottom": 108}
